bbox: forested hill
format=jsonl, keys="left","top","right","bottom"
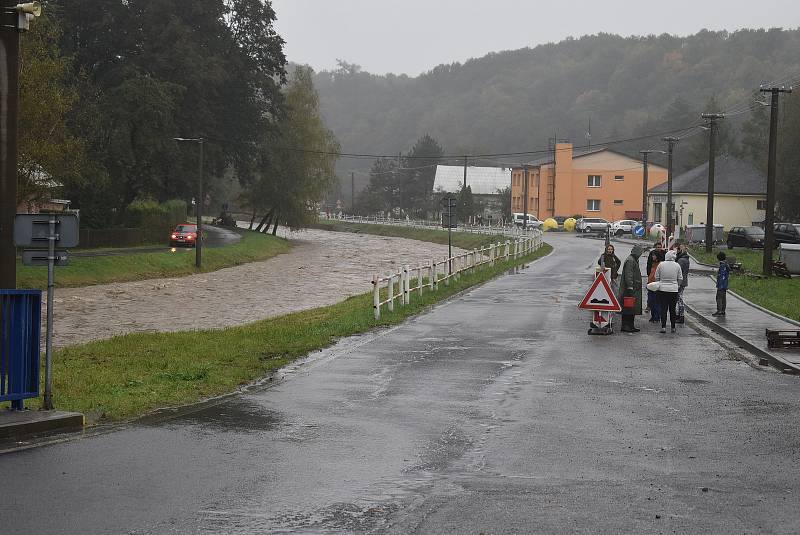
{"left": 313, "top": 29, "right": 800, "bottom": 166}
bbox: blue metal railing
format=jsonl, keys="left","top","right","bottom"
{"left": 0, "top": 290, "right": 42, "bottom": 410}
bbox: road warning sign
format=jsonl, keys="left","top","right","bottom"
{"left": 578, "top": 273, "right": 621, "bottom": 312}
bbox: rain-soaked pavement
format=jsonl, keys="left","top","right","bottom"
{"left": 3, "top": 233, "right": 800, "bottom": 533}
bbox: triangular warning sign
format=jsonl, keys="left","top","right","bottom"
{"left": 578, "top": 273, "right": 621, "bottom": 312}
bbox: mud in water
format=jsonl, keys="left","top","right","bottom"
{"left": 48, "top": 228, "right": 465, "bottom": 348}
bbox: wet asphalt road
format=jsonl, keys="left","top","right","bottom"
{"left": 2, "top": 234, "right": 800, "bottom": 534}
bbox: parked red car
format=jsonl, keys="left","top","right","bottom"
{"left": 170, "top": 223, "right": 199, "bottom": 247}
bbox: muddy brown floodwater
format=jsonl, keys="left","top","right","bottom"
{"left": 50, "top": 228, "right": 466, "bottom": 348}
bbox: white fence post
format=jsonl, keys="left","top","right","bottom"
{"left": 417, "top": 266, "right": 423, "bottom": 297}
{"left": 403, "top": 266, "right": 410, "bottom": 305}
{"left": 430, "top": 259, "right": 437, "bottom": 290}
{"left": 372, "top": 274, "right": 380, "bottom": 320}
{"left": 388, "top": 274, "right": 395, "bottom": 312}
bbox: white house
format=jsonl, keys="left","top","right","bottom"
{"left": 647, "top": 155, "right": 766, "bottom": 231}
{"left": 432, "top": 165, "right": 511, "bottom": 218}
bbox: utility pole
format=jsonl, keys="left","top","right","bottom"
{"left": 701, "top": 113, "right": 725, "bottom": 252}
{"left": 522, "top": 164, "right": 529, "bottom": 229}
{"left": 463, "top": 155, "right": 468, "bottom": 189}
{"left": 761, "top": 85, "right": 793, "bottom": 276}
{"left": 0, "top": 0, "right": 21, "bottom": 288}
{"left": 640, "top": 150, "right": 667, "bottom": 235}
{"left": 174, "top": 136, "right": 204, "bottom": 268}
{"left": 351, "top": 172, "right": 355, "bottom": 212}
{"left": 662, "top": 137, "right": 679, "bottom": 240}
{"left": 196, "top": 139, "right": 204, "bottom": 268}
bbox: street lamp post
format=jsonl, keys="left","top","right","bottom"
{"left": 640, "top": 150, "right": 666, "bottom": 236}
{"left": 662, "top": 137, "right": 679, "bottom": 240}
{"left": 174, "top": 137, "right": 204, "bottom": 268}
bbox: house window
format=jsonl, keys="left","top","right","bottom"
{"left": 588, "top": 175, "right": 601, "bottom": 187}
{"left": 614, "top": 175, "right": 624, "bottom": 181}
{"left": 757, "top": 200, "right": 767, "bottom": 210}
{"left": 653, "top": 203, "right": 663, "bottom": 223}
{"left": 587, "top": 199, "right": 601, "bottom": 212}
{"left": 614, "top": 200, "right": 624, "bottom": 205}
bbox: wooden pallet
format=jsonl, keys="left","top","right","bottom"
{"left": 766, "top": 329, "right": 800, "bottom": 349}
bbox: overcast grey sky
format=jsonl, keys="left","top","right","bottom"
{"left": 270, "top": 0, "right": 800, "bottom": 76}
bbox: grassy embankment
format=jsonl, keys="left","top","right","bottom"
{"left": 10, "top": 241, "right": 552, "bottom": 422}
{"left": 312, "top": 219, "right": 508, "bottom": 250}
{"left": 16, "top": 229, "right": 290, "bottom": 289}
{"left": 691, "top": 247, "right": 800, "bottom": 322}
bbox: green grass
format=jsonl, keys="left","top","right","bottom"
{"left": 16, "top": 230, "right": 291, "bottom": 289}
{"left": 691, "top": 246, "right": 800, "bottom": 322}
{"left": 312, "top": 219, "right": 509, "bottom": 250}
{"left": 4, "top": 244, "right": 551, "bottom": 422}
{"left": 690, "top": 246, "right": 763, "bottom": 272}
{"left": 726, "top": 276, "right": 800, "bottom": 322}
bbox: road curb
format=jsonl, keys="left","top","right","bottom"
{"left": 0, "top": 410, "right": 84, "bottom": 443}
{"left": 684, "top": 304, "right": 800, "bottom": 375}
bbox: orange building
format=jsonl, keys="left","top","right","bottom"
{"left": 511, "top": 143, "right": 668, "bottom": 222}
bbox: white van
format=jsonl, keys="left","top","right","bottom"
{"left": 512, "top": 213, "right": 543, "bottom": 229}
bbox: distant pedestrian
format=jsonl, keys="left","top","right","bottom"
{"left": 655, "top": 250, "right": 683, "bottom": 333}
{"left": 646, "top": 249, "right": 662, "bottom": 323}
{"left": 598, "top": 244, "right": 622, "bottom": 296}
{"left": 645, "top": 242, "right": 665, "bottom": 314}
{"left": 675, "top": 244, "right": 690, "bottom": 323}
{"left": 620, "top": 245, "right": 644, "bottom": 333}
{"left": 712, "top": 251, "right": 730, "bottom": 316}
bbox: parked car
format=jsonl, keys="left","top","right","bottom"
{"left": 512, "top": 213, "right": 543, "bottom": 229}
{"left": 576, "top": 217, "right": 610, "bottom": 233}
{"left": 170, "top": 223, "right": 199, "bottom": 247}
{"left": 774, "top": 223, "right": 800, "bottom": 245}
{"left": 727, "top": 226, "right": 765, "bottom": 249}
{"left": 611, "top": 219, "right": 639, "bottom": 236}
{"left": 553, "top": 216, "right": 568, "bottom": 229}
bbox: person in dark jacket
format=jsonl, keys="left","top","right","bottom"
{"left": 598, "top": 244, "right": 622, "bottom": 295}
{"left": 712, "top": 251, "right": 730, "bottom": 316}
{"left": 620, "top": 245, "right": 644, "bottom": 333}
{"left": 645, "top": 242, "right": 665, "bottom": 314}
{"left": 675, "top": 244, "right": 690, "bottom": 323}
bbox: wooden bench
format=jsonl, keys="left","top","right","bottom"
{"left": 767, "top": 329, "right": 800, "bottom": 349}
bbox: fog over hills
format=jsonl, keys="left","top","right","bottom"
{"left": 312, "top": 29, "right": 800, "bottom": 183}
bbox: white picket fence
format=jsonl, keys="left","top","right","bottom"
{"left": 371, "top": 234, "right": 543, "bottom": 319}
{"left": 321, "top": 213, "right": 540, "bottom": 238}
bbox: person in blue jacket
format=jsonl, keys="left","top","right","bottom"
{"left": 712, "top": 251, "right": 730, "bottom": 316}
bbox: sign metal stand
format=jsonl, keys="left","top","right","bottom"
{"left": 14, "top": 212, "right": 79, "bottom": 410}
{"left": 578, "top": 268, "right": 621, "bottom": 336}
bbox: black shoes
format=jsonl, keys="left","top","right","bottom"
{"left": 712, "top": 311, "right": 726, "bottom": 316}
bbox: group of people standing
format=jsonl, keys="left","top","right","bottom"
{"left": 598, "top": 241, "right": 691, "bottom": 334}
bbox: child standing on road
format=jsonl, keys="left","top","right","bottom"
{"left": 712, "top": 251, "right": 730, "bottom": 316}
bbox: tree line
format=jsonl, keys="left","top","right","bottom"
{"left": 317, "top": 31, "right": 800, "bottom": 220}
{"left": 19, "top": 1, "right": 337, "bottom": 230}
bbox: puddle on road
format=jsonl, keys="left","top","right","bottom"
{"left": 153, "top": 398, "right": 282, "bottom": 433}
{"left": 679, "top": 379, "right": 711, "bottom": 385}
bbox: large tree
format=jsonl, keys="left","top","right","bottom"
{"left": 56, "top": 0, "right": 287, "bottom": 215}
{"left": 246, "top": 66, "right": 339, "bottom": 232}
{"left": 400, "top": 134, "right": 444, "bottom": 217}
{"left": 18, "top": 13, "right": 85, "bottom": 209}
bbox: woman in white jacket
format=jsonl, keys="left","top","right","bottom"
{"left": 655, "top": 250, "right": 684, "bottom": 333}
